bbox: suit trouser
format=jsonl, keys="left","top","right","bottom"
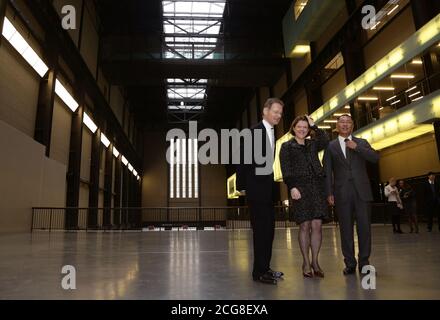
{"left": 427, "top": 203, "right": 440, "bottom": 230}
{"left": 248, "top": 202, "right": 275, "bottom": 277}
{"left": 336, "top": 182, "right": 371, "bottom": 268}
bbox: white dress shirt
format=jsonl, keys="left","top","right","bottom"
{"left": 384, "top": 184, "right": 403, "bottom": 208}
{"left": 338, "top": 135, "right": 353, "bottom": 158}
{"left": 262, "top": 119, "right": 275, "bottom": 151}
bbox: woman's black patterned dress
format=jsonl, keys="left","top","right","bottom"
{"left": 279, "top": 126, "right": 330, "bottom": 224}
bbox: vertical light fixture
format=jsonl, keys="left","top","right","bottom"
{"left": 176, "top": 138, "right": 180, "bottom": 198}
{"left": 188, "top": 138, "right": 192, "bottom": 198}
{"left": 194, "top": 139, "right": 198, "bottom": 198}
{"left": 170, "top": 139, "right": 174, "bottom": 199}
{"left": 182, "top": 139, "right": 186, "bottom": 198}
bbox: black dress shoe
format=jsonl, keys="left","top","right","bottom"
{"left": 343, "top": 267, "right": 356, "bottom": 275}
{"left": 253, "top": 272, "right": 277, "bottom": 284}
{"left": 268, "top": 269, "right": 284, "bottom": 279}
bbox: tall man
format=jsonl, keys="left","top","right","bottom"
{"left": 424, "top": 172, "right": 440, "bottom": 232}
{"left": 323, "top": 114, "right": 379, "bottom": 275}
{"left": 236, "top": 98, "right": 284, "bottom": 284}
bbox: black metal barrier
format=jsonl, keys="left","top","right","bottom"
{"left": 31, "top": 203, "right": 414, "bottom": 232}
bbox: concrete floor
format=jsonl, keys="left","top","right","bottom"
{"left": 0, "top": 225, "right": 439, "bottom": 300}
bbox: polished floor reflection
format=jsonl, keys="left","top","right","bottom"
{"left": 0, "top": 225, "right": 439, "bottom": 299}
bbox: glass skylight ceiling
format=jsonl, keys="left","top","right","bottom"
{"left": 167, "top": 78, "right": 208, "bottom": 114}
{"left": 162, "top": 1, "right": 226, "bottom": 121}
{"left": 167, "top": 87, "right": 206, "bottom": 100}
{"left": 162, "top": 1, "right": 226, "bottom": 60}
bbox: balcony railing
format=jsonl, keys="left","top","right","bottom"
{"left": 31, "top": 204, "right": 407, "bottom": 232}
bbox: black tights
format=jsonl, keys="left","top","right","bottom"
{"left": 391, "top": 215, "right": 402, "bottom": 232}
{"left": 298, "top": 219, "right": 322, "bottom": 271}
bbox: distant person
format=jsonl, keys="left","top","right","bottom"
{"left": 280, "top": 115, "right": 329, "bottom": 278}
{"left": 384, "top": 177, "right": 403, "bottom": 234}
{"left": 323, "top": 114, "right": 379, "bottom": 275}
{"left": 398, "top": 180, "right": 418, "bottom": 233}
{"left": 423, "top": 172, "right": 440, "bottom": 232}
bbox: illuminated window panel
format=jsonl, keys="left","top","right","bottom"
{"left": 188, "top": 139, "right": 192, "bottom": 198}
{"left": 162, "top": 1, "right": 226, "bottom": 18}
{"left": 182, "top": 138, "right": 186, "bottom": 198}
{"left": 2, "top": 17, "right": 48, "bottom": 77}
{"left": 294, "top": 0, "right": 309, "bottom": 20}
{"left": 100, "top": 133, "right": 111, "bottom": 148}
{"left": 325, "top": 52, "right": 344, "bottom": 70}
{"left": 168, "top": 105, "right": 203, "bottom": 111}
{"left": 83, "top": 112, "right": 98, "bottom": 133}
{"left": 176, "top": 138, "right": 181, "bottom": 198}
{"left": 167, "top": 88, "right": 206, "bottom": 100}
{"left": 162, "top": 1, "right": 226, "bottom": 60}
{"left": 170, "top": 139, "right": 175, "bottom": 198}
{"left": 55, "top": 79, "right": 79, "bottom": 112}
{"left": 169, "top": 139, "right": 199, "bottom": 199}
{"left": 194, "top": 139, "right": 199, "bottom": 198}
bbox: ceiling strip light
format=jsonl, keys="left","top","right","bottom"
{"left": 83, "top": 112, "right": 97, "bottom": 133}
{"left": 391, "top": 73, "right": 415, "bottom": 79}
{"left": 55, "top": 80, "right": 79, "bottom": 112}
{"left": 100, "top": 133, "right": 110, "bottom": 148}
{"left": 386, "top": 95, "right": 397, "bottom": 101}
{"left": 113, "top": 147, "right": 120, "bottom": 158}
{"left": 2, "top": 17, "right": 48, "bottom": 77}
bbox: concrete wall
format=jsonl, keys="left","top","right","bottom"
{"left": 50, "top": 97, "right": 72, "bottom": 167}
{"left": 0, "top": 120, "right": 66, "bottom": 233}
{"left": 52, "top": 0, "right": 82, "bottom": 47}
{"left": 379, "top": 134, "right": 440, "bottom": 182}
{"left": 0, "top": 39, "right": 39, "bottom": 137}
{"left": 321, "top": 67, "right": 347, "bottom": 103}
{"left": 142, "top": 130, "right": 168, "bottom": 208}
{"left": 364, "top": 6, "right": 415, "bottom": 69}
{"left": 200, "top": 164, "right": 227, "bottom": 207}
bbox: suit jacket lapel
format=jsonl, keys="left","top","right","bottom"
{"left": 333, "top": 139, "right": 350, "bottom": 167}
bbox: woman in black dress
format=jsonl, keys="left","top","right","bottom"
{"left": 398, "top": 180, "right": 419, "bottom": 233}
{"left": 280, "top": 115, "right": 329, "bottom": 278}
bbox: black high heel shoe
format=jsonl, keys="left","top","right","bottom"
{"left": 311, "top": 265, "right": 324, "bottom": 278}
{"left": 302, "top": 265, "right": 313, "bottom": 278}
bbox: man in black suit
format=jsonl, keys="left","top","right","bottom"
{"left": 236, "top": 98, "right": 284, "bottom": 284}
{"left": 424, "top": 172, "right": 440, "bottom": 232}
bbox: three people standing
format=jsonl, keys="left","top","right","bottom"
{"left": 239, "top": 106, "right": 380, "bottom": 281}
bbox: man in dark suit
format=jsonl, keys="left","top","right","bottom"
{"left": 236, "top": 98, "right": 284, "bottom": 284}
{"left": 323, "top": 114, "right": 379, "bottom": 275}
{"left": 423, "top": 172, "right": 440, "bottom": 232}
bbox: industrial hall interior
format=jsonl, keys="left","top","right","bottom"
{"left": 1, "top": 0, "right": 440, "bottom": 300}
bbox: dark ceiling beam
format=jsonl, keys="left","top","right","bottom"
{"left": 102, "top": 59, "right": 286, "bottom": 87}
